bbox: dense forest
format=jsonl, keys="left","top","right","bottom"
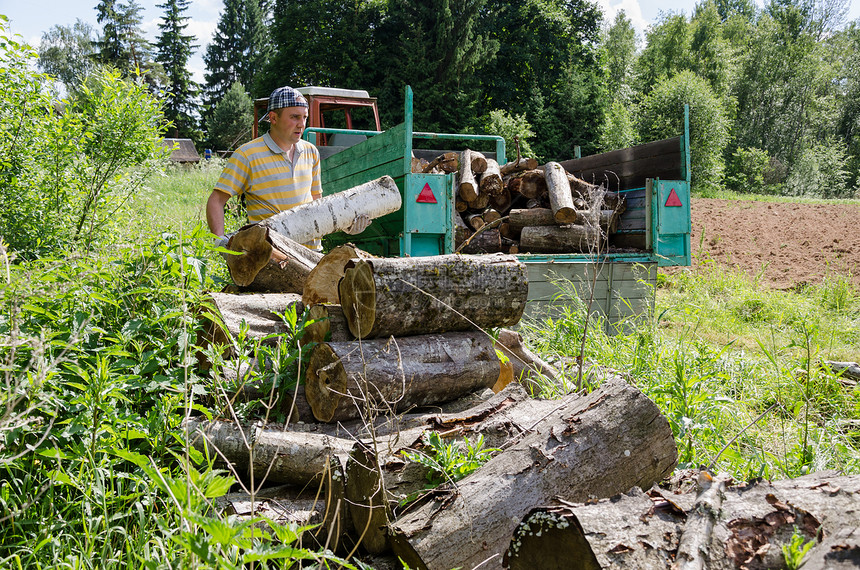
{"left": 27, "top": 0, "right": 860, "bottom": 196}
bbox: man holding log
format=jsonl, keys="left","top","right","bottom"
{"left": 205, "top": 85, "right": 370, "bottom": 250}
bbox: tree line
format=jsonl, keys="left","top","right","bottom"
{"left": 32, "top": 0, "right": 860, "bottom": 196}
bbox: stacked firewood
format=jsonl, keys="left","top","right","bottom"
{"left": 416, "top": 149, "right": 627, "bottom": 255}
{"left": 193, "top": 180, "right": 678, "bottom": 567}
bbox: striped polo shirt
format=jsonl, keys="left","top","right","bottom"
{"left": 215, "top": 134, "right": 323, "bottom": 248}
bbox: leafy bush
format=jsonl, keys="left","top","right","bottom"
{"left": 784, "top": 138, "right": 854, "bottom": 199}
{"left": 481, "top": 108, "right": 537, "bottom": 162}
{"left": 598, "top": 94, "right": 638, "bottom": 151}
{"left": 726, "top": 146, "right": 776, "bottom": 194}
{"left": 0, "top": 23, "right": 169, "bottom": 258}
{"left": 637, "top": 70, "right": 731, "bottom": 193}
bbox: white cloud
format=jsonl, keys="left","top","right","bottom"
{"left": 596, "top": 0, "right": 650, "bottom": 45}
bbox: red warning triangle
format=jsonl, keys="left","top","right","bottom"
{"left": 665, "top": 188, "right": 683, "bottom": 207}
{"left": 416, "top": 183, "right": 437, "bottom": 203}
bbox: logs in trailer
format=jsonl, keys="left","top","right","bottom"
{"left": 253, "top": 85, "right": 692, "bottom": 331}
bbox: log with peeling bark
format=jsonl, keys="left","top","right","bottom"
{"left": 199, "top": 292, "right": 304, "bottom": 356}
{"left": 504, "top": 471, "right": 860, "bottom": 570}
{"left": 225, "top": 224, "right": 323, "bottom": 290}
{"left": 458, "top": 149, "right": 479, "bottom": 202}
{"left": 304, "top": 303, "right": 352, "bottom": 344}
{"left": 519, "top": 224, "right": 602, "bottom": 254}
{"left": 184, "top": 417, "right": 355, "bottom": 486}
{"left": 304, "top": 332, "right": 502, "bottom": 422}
{"left": 508, "top": 207, "right": 557, "bottom": 233}
{"left": 302, "top": 244, "right": 375, "bottom": 305}
{"left": 545, "top": 161, "right": 578, "bottom": 224}
{"left": 337, "top": 254, "right": 528, "bottom": 339}
{"left": 500, "top": 157, "right": 539, "bottom": 176}
{"left": 517, "top": 170, "right": 548, "bottom": 199}
{"left": 342, "top": 383, "right": 594, "bottom": 557}
{"left": 260, "top": 176, "right": 402, "bottom": 245}
{"left": 388, "top": 376, "right": 677, "bottom": 570}
{"left": 479, "top": 158, "right": 502, "bottom": 195}
{"left": 470, "top": 151, "right": 488, "bottom": 174}
{"left": 422, "top": 152, "right": 459, "bottom": 174}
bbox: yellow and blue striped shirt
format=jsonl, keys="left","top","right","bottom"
{"left": 215, "top": 134, "right": 323, "bottom": 248}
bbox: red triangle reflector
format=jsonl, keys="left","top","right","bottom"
{"left": 665, "top": 188, "right": 682, "bottom": 207}
{"left": 416, "top": 183, "right": 437, "bottom": 203}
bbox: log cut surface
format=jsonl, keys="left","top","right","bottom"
{"left": 338, "top": 254, "right": 528, "bottom": 339}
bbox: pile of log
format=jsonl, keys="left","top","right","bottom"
{"left": 194, "top": 175, "right": 683, "bottom": 567}
{"left": 415, "top": 150, "right": 626, "bottom": 255}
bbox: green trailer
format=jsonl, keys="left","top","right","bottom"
{"left": 302, "top": 86, "right": 691, "bottom": 330}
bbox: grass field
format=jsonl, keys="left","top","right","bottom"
{"left": 2, "top": 165, "right": 857, "bottom": 568}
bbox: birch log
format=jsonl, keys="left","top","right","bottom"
{"left": 262, "top": 175, "right": 402, "bottom": 244}
{"left": 470, "top": 151, "right": 488, "bottom": 174}
{"left": 458, "top": 149, "right": 479, "bottom": 202}
{"left": 545, "top": 161, "right": 578, "bottom": 224}
{"left": 225, "top": 224, "right": 322, "bottom": 290}
{"left": 388, "top": 376, "right": 677, "bottom": 570}
{"left": 519, "top": 224, "right": 602, "bottom": 254}
{"left": 337, "top": 254, "right": 528, "bottom": 339}
{"left": 304, "top": 332, "right": 501, "bottom": 422}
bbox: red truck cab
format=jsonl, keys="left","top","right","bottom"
{"left": 253, "top": 86, "right": 381, "bottom": 148}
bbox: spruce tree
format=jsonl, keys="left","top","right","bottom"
{"left": 203, "top": 0, "right": 271, "bottom": 121}
{"left": 95, "top": 0, "right": 165, "bottom": 88}
{"left": 155, "top": 0, "right": 200, "bottom": 139}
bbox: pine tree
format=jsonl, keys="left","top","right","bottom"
{"left": 207, "top": 81, "right": 254, "bottom": 151}
{"left": 95, "top": 0, "right": 126, "bottom": 69}
{"left": 203, "top": 0, "right": 271, "bottom": 121}
{"left": 155, "top": 0, "right": 200, "bottom": 139}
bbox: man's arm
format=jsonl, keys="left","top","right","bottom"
{"left": 206, "top": 190, "right": 231, "bottom": 237}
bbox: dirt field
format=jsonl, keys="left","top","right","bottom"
{"left": 683, "top": 199, "right": 860, "bottom": 290}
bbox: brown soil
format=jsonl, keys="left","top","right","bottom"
{"left": 686, "top": 198, "right": 860, "bottom": 290}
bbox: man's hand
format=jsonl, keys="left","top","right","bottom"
{"left": 345, "top": 214, "right": 372, "bottom": 235}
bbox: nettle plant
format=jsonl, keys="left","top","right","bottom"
{"left": 402, "top": 431, "right": 498, "bottom": 488}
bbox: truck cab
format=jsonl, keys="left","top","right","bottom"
{"left": 253, "top": 86, "right": 381, "bottom": 154}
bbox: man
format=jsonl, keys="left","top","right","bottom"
{"left": 205, "top": 85, "right": 369, "bottom": 250}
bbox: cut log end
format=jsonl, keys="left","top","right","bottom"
{"left": 305, "top": 343, "right": 348, "bottom": 422}
{"left": 226, "top": 224, "right": 273, "bottom": 287}
{"left": 339, "top": 260, "right": 377, "bottom": 339}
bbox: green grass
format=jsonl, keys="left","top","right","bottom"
{"left": 3, "top": 166, "right": 859, "bottom": 568}
{"left": 693, "top": 187, "right": 860, "bottom": 205}
{"left": 520, "top": 261, "right": 860, "bottom": 480}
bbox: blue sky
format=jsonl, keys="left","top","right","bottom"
{"left": 2, "top": 0, "right": 859, "bottom": 85}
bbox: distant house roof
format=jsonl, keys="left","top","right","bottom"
{"left": 162, "top": 138, "right": 201, "bottom": 163}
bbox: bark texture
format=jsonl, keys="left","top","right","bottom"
{"left": 262, "top": 175, "right": 402, "bottom": 244}
{"left": 519, "top": 224, "right": 602, "bottom": 253}
{"left": 389, "top": 376, "right": 677, "bottom": 570}
{"left": 545, "top": 161, "right": 578, "bottom": 224}
{"left": 304, "top": 332, "right": 501, "bottom": 422}
{"left": 503, "top": 471, "right": 860, "bottom": 570}
{"left": 337, "top": 254, "right": 528, "bottom": 339}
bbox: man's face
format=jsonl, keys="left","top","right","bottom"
{"left": 270, "top": 106, "right": 308, "bottom": 145}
